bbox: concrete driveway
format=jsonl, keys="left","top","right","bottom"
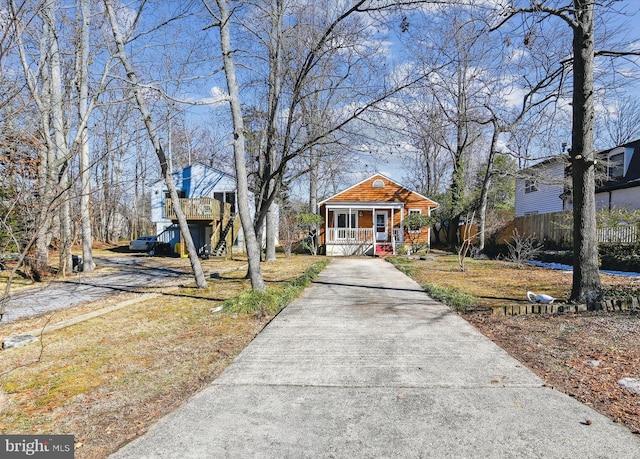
{"left": 110, "top": 257, "right": 640, "bottom": 458}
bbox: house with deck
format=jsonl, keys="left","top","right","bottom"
{"left": 150, "top": 163, "right": 242, "bottom": 257}
{"left": 318, "top": 174, "right": 439, "bottom": 256}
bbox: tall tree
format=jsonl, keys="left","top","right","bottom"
{"left": 207, "top": 0, "right": 266, "bottom": 291}
{"left": 76, "top": 0, "right": 95, "bottom": 272}
{"left": 492, "top": 0, "right": 640, "bottom": 303}
{"left": 104, "top": 0, "right": 208, "bottom": 289}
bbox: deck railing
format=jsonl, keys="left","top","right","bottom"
{"left": 165, "top": 197, "right": 230, "bottom": 220}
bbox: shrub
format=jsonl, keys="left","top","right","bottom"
{"left": 505, "top": 229, "right": 543, "bottom": 268}
{"left": 599, "top": 243, "right": 640, "bottom": 272}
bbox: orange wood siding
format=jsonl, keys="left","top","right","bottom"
{"left": 325, "top": 175, "right": 437, "bottom": 209}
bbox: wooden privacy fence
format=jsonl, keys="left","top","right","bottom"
{"left": 513, "top": 211, "right": 638, "bottom": 246}
{"left": 514, "top": 212, "right": 572, "bottom": 247}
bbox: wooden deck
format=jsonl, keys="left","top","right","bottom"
{"left": 165, "top": 197, "right": 231, "bottom": 221}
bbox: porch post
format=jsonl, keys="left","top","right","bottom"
{"left": 325, "top": 205, "right": 329, "bottom": 247}
{"left": 391, "top": 207, "right": 395, "bottom": 255}
{"left": 400, "top": 205, "right": 404, "bottom": 244}
{"left": 372, "top": 206, "right": 376, "bottom": 256}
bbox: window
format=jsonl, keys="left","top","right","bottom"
{"left": 214, "top": 191, "right": 236, "bottom": 213}
{"left": 524, "top": 180, "right": 537, "bottom": 193}
{"left": 336, "top": 212, "right": 357, "bottom": 228}
{"left": 372, "top": 179, "right": 385, "bottom": 188}
{"left": 608, "top": 152, "right": 624, "bottom": 179}
{"left": 407, "top": 209, "right": 423, "bottom": 233}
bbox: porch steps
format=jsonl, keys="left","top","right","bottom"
{"left": 375, "top": 244, "right": 393, "bottom": 257}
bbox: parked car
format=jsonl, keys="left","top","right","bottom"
{"left": 129, "top": 235, "right": 157, "bottom": 252}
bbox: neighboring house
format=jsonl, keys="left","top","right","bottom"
{"left": 515, "top": 155, "right": 569, "bottom": 217}
{"left": 150, "top": 163, "right": 242, "bottom": 256}
{"left": 595, "top": 139, "right": 640, "bottom": 212}
{"left": 515, "top": 139, "right": 640, "bottom": 217}
{"left": 318, "top": 174, "right": 439, "bottom": 256}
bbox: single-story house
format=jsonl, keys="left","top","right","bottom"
{"left": 318, "top": 174, "right": 439, "bottom": 256}
{"left": 150, "top": 163, "right": 242, "bottom": 256}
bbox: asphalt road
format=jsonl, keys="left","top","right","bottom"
{"left": 0, "top": 256, "right": 192, "bottom": 325}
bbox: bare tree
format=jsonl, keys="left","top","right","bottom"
{"left": 206, "top": 0, "right": 266, "bottom": 291}
{"left": 104, "top": 0, "right": 208, "bottom": 288}
{"left": 492, "top": 0, "right": 640, "bottom": 303}
{"left": 203, "top": 0, "right": 431, "bottom": 289}
{"left": 599, "top": 96, "right": 640, "bottom": 147}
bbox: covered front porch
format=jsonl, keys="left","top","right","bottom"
{"left": 322, "top": 204, "right": 405, "bottom": 256}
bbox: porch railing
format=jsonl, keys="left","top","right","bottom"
{"left": 327, "top": 228, "right": 374, "bottom": 243}
{"left": 393, "top": 228, "right": 404, "bottom": 244}
{"left": 326, "top": 227, "right": 409, "bottom": 244}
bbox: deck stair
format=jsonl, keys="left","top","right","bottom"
{"left": 212, "top": 213, "right": 238, "bottom": 256}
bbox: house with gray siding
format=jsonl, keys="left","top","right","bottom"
{"left": 515, "top": 155, "right": 569, "bottom": 217}
{"left": 515, "top": 139, "right": 640, "bottom": 218}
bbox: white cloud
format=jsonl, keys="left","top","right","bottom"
{"left": 198, "top": 86, "right": 229, "bottom": 106}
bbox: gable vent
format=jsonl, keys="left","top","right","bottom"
{"left": 372, "top": 179, "right": 385, "bottom": 188}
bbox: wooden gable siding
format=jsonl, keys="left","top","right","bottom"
{"left": 325, "top": 175, "right": 437, "bottom": 208}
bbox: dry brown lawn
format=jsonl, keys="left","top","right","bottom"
{"left": 0, "top": 253, "right": 325, "bottom": 458}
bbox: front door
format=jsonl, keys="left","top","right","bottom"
{"left": 375, "top": 211, "right": 388, "bottom": 241}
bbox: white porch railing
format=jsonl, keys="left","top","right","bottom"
{"left": 393, "top": 228, "right": 404, "bottom": 244}
{"left": 327, "top": 228, "right": 374, "bottom": 243}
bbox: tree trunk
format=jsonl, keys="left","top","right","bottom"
{"left": 265, "top": 198, "right": 277, "bottom": 262}
{"left": 47, "top": 1, "right": 72, "bottom": 276}
{"left": 570, "top": 0, "right": 601, "bottom": 304}
{"left": 262, "top": 0, "right": 282, "bottom": 265}
{"left": 104, "top": 0, "right": 207, "bottom": 288}
{"left": 77, "top": 0, "right": 95, "bottom": 272}
{"left": 477, "top": 125, "right": 500, "bottom": 252}
{"left": 309, "top": 146, "right": 319, "bottom": 214}
{"left": 215, "top": 0, "right": 265, "bottom": 291}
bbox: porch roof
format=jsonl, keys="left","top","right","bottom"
{"left": 322, "top": 201, "right": 404, "bottom": 209}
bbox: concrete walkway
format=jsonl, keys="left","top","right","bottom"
{"left": 110, "top": 258, "right": 640, "bottom": 458}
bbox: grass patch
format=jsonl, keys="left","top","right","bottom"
{"left": 387, "top": 252, "right": 636, "bottom": 312}
{"left": 421, "top": 282, "right": 477, "bottom": 312}
{"left": 222, "top": 259, "right": 329, "bottom": 315}
{"left": 386, "top": 257, "right": 418, "bottom": 276}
